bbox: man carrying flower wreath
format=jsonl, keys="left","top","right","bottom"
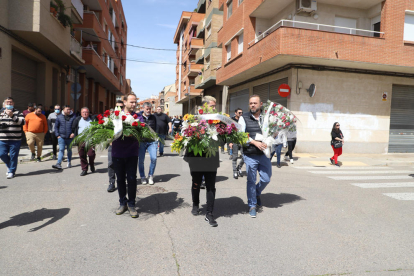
{"left": 238, "top": 95, "right": 272, "bottom": 218}
{"left": 113, "top": 93, "right": 142, "bottom": 218}
{"left": 139, "top": 102, "right": 158, "bottom": 185}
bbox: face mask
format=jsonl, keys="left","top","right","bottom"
{"left": 6, "top": 105, "right": 13, "bottom": 110}
{"left": 55, "top": 110, "right": 60, "bottom": 114}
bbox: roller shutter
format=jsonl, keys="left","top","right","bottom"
{"left": 253, "top": 77, "right": 288, "bottom": 106}
{"left": 388, "top": 84, "right": 414, "bottom": 153}
{"left": 11, "top": 51, "right": 37, "bottom": 111}
{"left": 229, "top": 89, "right": 249, "bottom": 113}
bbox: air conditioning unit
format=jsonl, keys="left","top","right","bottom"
{"left": 297, "top": 0, "right": 317, "bottom": 13}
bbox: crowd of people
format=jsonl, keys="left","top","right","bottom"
{"left": 1, "top": 94, "right": 344, "bottom": 228}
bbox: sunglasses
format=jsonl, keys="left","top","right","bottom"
{"left": 336, "top": 125, "right": 340, "bottom": 126}
{"left": 238, "top": 112, "right": 243, "bottom": 114}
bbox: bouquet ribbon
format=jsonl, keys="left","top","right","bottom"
{"left": 262, "top": 101, "right": 275, "bottom": 158}
{"left": 198, "top": 114, "right": 242, "bottom": 130}
{"left": 113, "top": 117, "right": 123, "bottom": 140}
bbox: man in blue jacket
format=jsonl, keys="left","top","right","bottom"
{"left": 52, "top": 105, "right": 77, "bottom": 170}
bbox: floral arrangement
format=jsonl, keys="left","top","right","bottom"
{"left": 171, "top": 104, "right": 248, "bottom": 157}
{"left": 260, "top": 100, "right": 298, "bottom": 157}
{"left": 71, "top": 108, "right": 159, "bottom": 151}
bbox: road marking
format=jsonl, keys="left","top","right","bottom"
{"left": 100, "top": 156, "right": 108, "bottom": 157}
{"left": 352, "top": 182, "right": 414, "bottom": 188}
{"left": 310, "top": 170, "right": 412, "bottom": 175}
{"left": 295, "top": 166, "right": 387, "bottom": 170}
{"left": 383, "top": 193, "right": 414, "bottom": 200}
{"left": 328, "top": 175, "right": 413, "bottom": 180}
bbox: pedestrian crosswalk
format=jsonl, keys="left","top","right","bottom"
{"left": 295, "top": 166, "right": 414, "bottom": 201}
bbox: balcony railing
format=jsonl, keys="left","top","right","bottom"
{"left": 70, "top": 36, "right": 83, "bottom": 59}
{"left": 84, "top": 10, "right": 101, "bottom": 26}
{"left": 248, "top": 20, "right": 385, "bottom": 47}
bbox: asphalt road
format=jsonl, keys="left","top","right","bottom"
{"left": 1, "top": 144, "right": 414, "bottom": 276}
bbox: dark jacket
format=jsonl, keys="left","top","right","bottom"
{"left": 242, "top": 112, "right": 264, "bottom": 155}
{"left": 154, "top": 113, "right": 171, "bottom": 135}
{"left": 72, "top": 115, "right": 97, "bottom": 136}
{"left": 55, "top": 112, "right": 76, "bottom": 138}
{"left": 142, "top": 113, "right": 157, "bottom": 141}
{"left": 184, "top": 148, "right": 220, "bottom": 172}
{"left": 331, "top": 130, "right": 343, "bottom": 146}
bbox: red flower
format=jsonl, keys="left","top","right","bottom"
{"left": 97, "top": 114, "right": 103, "bottom": 120}
{"left": 208, "top": 120, "right": 213, "bottom": 124}
{"left": 199, "top": 109, "right": 203, "bottom": 114}
{"left": 114, "top": 110, "right": 120, "bottom": 116}
{"left": 140, "top": 123, "right": 146, "bottom": 127}
{"left": 122, "top": 115, "right": 126, "bottom": 121}
{"left": 133, "top": 114, "right": 138, "bottom": 119}
{"left": 273, "top": 103, "right": 276, "bottom": 107}
{"left": 103, "top": 110, "right": 110, "bottom": 117}
{"left": 132, "top": 121, "right": 138, "bottom": 127}
{"left": 98, "top": 120, "right": 104, "bottom": 124}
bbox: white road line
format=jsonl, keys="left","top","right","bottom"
{"left": 295, "top": 166, "right": 387, "bottom": 170}
{"left": 383, "top": 193, "right": 414, "bottom": 200}
{"left": 328, "top": 175, "right": 413, "bottom": 180}
{"left": 310, "top": 170, "right": 412, "bottom": 175}
{"left": 352, "top": 182, "right": 414, "bottom": 188}
{"left": 100, "top": 156, "right": 108, "bottom": 157}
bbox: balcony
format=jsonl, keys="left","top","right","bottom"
{"left": 82, "top": 47, "right": 120, "bottom": 93}
{"left": 70, "top": 36, "right": 84, "bottom": 63}
{"left": 75, "top": 11, "right": 103, "bottom": 42}
{"left": 71, "top": 0, "right": 84, "bottom": 24}
{"left": 197, "top": 20, "right": 205, "bottom": 38}
{"left": 197, "top": 0, "right": 206, "bottom": 13}
{"left": 195, "top": 48, "right": 204, "bottom": 64}
{"left": 189, "top": 38, "right": 204, "bottom": 55}
{"left": 82, "top": 0, "right": 102, "bottom": 10}
{"left": 186, "top": 63, "right": 203, "bottom": 77}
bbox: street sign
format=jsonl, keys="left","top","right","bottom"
{"left": 71, "top": 92, "right": 81, "bottom": 100}
{"left": 71, "top": 83, "right": 81, "bottom": 93}
{"left": 278, "top": 84, "right": 291, "bottom": 97}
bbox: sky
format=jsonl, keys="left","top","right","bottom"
{"left": 122, "top": 0, "right": 197, "bottom": 101}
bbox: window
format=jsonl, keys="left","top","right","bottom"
{"left": 227, "top": 0, "right": 233, "bottom": 19}
{"left": 238, "top": 32, "right": 243, "bottom": 54}
{"left": 334, "top": 16, "right": 357, "bottom": 34}
{"left": 238, "top": 0, "right": 244, "bottom": 5}
{"left": 226, "top": 44, "right": 231, "bottom": 61}
{"left": 205, "top": 55, "right": 210, "bottom": 69}
{"left": 206, "top": 22, "right": 212, "bottom": 37}
{"left": 404, "top": 13, "right": 414, "bottom": 41}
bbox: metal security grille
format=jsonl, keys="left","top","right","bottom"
{"left": 11, "top": 51, "right": 37, "bottom": 111}
{"left": 252, "top": 77, "right": 288, "bottom": 106}
{"left": 229, "top": 89, "right": 249, "bottom": 113}
{"left": 388, "top": 85, "right": 414, "bottom": 153}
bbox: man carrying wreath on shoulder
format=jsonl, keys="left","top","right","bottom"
{"left": 113, "top": 93, "right": 143, "bottom": 218}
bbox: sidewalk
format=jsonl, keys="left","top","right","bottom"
{"left": 293, "top": 152, "right": 414, "bottom": 167}
{"left": 0, "top": 145, "right": 79, "bottom": 164}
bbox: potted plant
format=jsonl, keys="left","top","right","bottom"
{"left": 50, "top": 1, "right": 58, "bottom": 16}
{"left": 54, "top": 0, "right": 65, "bottom": 13}
{"left": 58, "top": 12, "right": 73, "bottom": 28}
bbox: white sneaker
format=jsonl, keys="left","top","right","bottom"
{"left": 148, "top": 176, "right": 154, "bottom": 185}
{"left": 6, "top": 173, "right": 14, "bottom": 179}
{"left": 290, "top": 159, "right": 294, "bottom": 164}
{"left": 67, "top": 162, "right": 72, "bottom": 168}
{"left": 141, "top": 178, "right": 148, "bottom": 185}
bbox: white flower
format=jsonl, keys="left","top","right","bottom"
{"left": 191, "top": 123, "right": 198, "bottom": 127}
{"left": 103, "top": 117, "right": 109, "bottom": 126}
{"left": 125, "top": 115, "right": 135, "bottom": 125}
{"left": 183, "top": 139, "right": 189, "bottom": 146}
{"left": 182, "top": 121, "right": 189, "bottom": 130}
{"left": 208, "top": 126, "right": 218, "bottom": 141}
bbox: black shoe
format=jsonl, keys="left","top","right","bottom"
{"left": 80, "top": 170, "right": 88, "bottom": 176}
{"left": 256, "top": 196, "right": 262, "bottom": 208}
{"left": 330, "top": 158, "right": 334, "bottom": 165}
{"left": 229, "top": 156, "right": 233, "bottom": 160}
{"left": 200, "top": 182, "right": 206, "bottom": 189}
{"left": 237, "top": 166, "right": 243, "bottom": 177}
{"left": 205, "top": 213, "right": 218, "bottom": 227}
{"left": 31, "top": 153, "right": 35, "bottom": 160}
{"left": 159, "top": 153, "right": 163, "bottom": 157}
{"left": 191, "top": 205, "right": 200, "bottom": 216}
{"left": 52, "top": 164, "right": 62, "bottom": 170}
{"left": 36, "top": 157, "right": 41, "bottom": 162}
{"left": 107, "top": 183, "right": 116, "bottom": 193}
{"left": 90, "top": 165, "right": 95, "bottom": 173}
{"left": 277, "top": 164, "right": 281, "bottom": 168}
{"left": 52, "top": 155, "right": 57, "bottom": 160}
{"left": 335, "top": 163, "right": 340, "bottom": 167}
{"left": 233, "top": 172, "right": 238, "bottom": 179}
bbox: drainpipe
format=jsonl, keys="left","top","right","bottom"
{"left": 178, "top": 29, "right": 184, "bottom": 102}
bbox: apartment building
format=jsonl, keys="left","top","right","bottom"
{"left": 162, "top": 84, "right": 182, "bottom": 116}
{"left": 217, "top": 0, "right": 414, "bottom": 153}
{"left": 74, "top": 0, "right": 129, "bottom": 114}
{"left": 174, "top": 11, "right": 205, "bottom": 115}
{"left": 0, "top": 0, "right": 129, "bottom": 114}
{"left": 194, "top": 0, "right": 225, "bottom": 112}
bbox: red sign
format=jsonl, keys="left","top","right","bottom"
{"left": 278, "top": 84, "right": 291, "bottom": 97}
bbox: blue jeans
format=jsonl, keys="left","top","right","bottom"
{"left": 0, "top": 140, "right": 22, "bottom": 174}
{"left": 270, "top": 144, "right": 283, "bottom": 165}
{"left": 139, "top": 141, "right": 158, "bottom": 178}
{"left": 158, "top": 134, "right": 165, "bottom": 155}
{"left": 57, "top": 137, "right": 73, "bottom": 164}
{"left": 244, "top": 154, "right": 272, "bottom": 208}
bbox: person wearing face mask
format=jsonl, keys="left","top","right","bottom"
{"left": 154, "top": 106, "right": 172, "bottom": 157}
{"left": 0, "top": 97, "right": 25, "bottom": 179}
{"left": 23, "top": 106, "right": 48, "bottom": 162}
{"left": 22, "top": 103, "right": 35, "bottom": 117}
{"left": 52, "top": 105, "right": 76, "bottom": 170}
{"left": 48, "top": 105, "right": 61, "bottom": 160}
{"left": 139, "top": 102, "right": 158, "bottom": 185}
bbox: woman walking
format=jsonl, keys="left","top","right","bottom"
{"left": 330, "top": 122, "right": 344, "bottom": 167}
{"left": 285, "top": 129, "right": 297, "bottom": 164}
{"left": 270, "top": 131, "right": 287, "bottom": 168}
